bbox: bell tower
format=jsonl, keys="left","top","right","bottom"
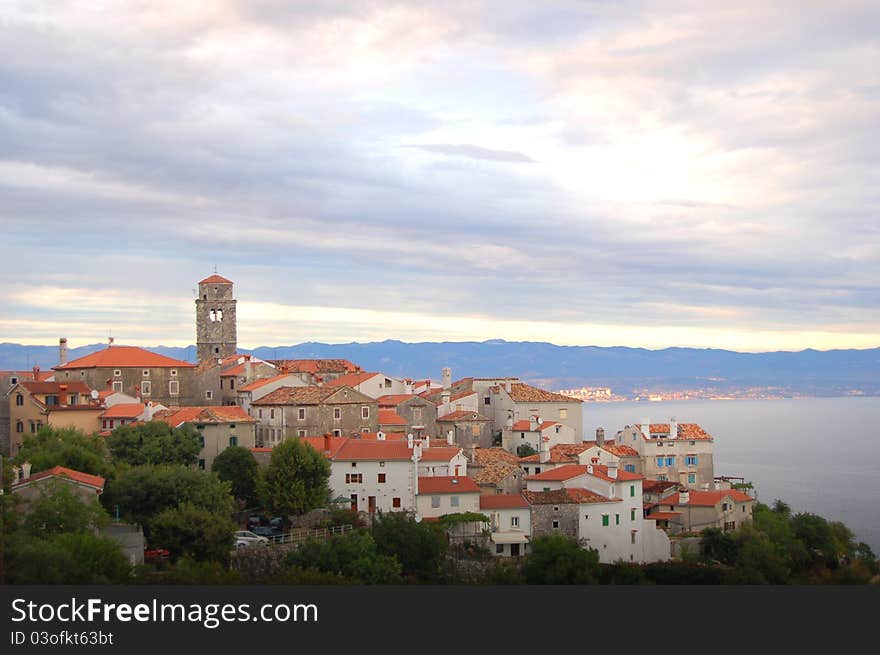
{"left": 196, "top": 273, "right": 237, "bottom": 363}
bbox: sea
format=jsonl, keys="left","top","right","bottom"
{"left": 583, "top": 397, "right": 880, "bottom": 552}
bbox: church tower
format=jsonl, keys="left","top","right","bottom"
{"left": 196, "top": 274, "right": 237, "bottom": 363}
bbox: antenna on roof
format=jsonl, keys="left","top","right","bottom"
{"left": 214, "top": 264, "right": 218, "bottom": 274}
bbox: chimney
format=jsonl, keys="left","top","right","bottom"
{"left": 679, "top": 487, "right": 689, "bottom": 505}
{"left": 424, "top": 436, "right": 430, "bottom": 449}
{"left": 32, "top": 365, "right": 40, "bottom": 379}
{"left": 407, "top": 433, "right": 414, "bottom": 448}
{"left": 21, "top": 461, "right": 32, "bottom": 479}
{"left": 441, "top": 389, "right": 451, "bottom": 412}
{"left": 641, "top": 418, "right": 651, "bottom": 439}
{"left": 504, "top": 379, "right": 512, "bottom": 393}
{"left": 447, "top": 429, "right": 454, "bottom": 446}
{"left": 316, "top": 376, "right": 323, "bottom": 387}
{"left": 59, "top": 338, "right": 68, "bottom": 366}
{"left": 506, "top": 411, "right": 513, "bottom": 429}
{"left": 442, "top": 367, "right": 452, "bottom": 390}
{"left": 596, "top": 427, "right": 605, "bottom": 446}
{"left": 529, "top": 415, "right": 538, "bottom": 431}
{"left": 377, "top": 431, "right": 385, "bottom": 441}
{"left": 607, "top": 460, "right": 618, "bottom": 479}
{"left": 404, "top": 379, "right": 413, "bottom": 394}
{"left": 324, "top": 433, "right": 332, "bottom": 453}
{"left": 108, "top": 336, "right": 114, "bottom": 346}
{"left": 669, "top": 417, "right": 678, "bottom": 439}
{"left": 245, "top": 359, "right": 253, "bottom": 383}
{"left": 539, "top": 438, "right": 550, "bottom": 463}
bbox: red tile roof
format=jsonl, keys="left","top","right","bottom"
{"left": 299, "top": 436, "right": 350, "bottom": 458}
{"left": 20, "top": 381, "right": 92, "bottom": 395}
{"left": 511, "top": 419, "right": 560, "bottom": 431}
{"left": 153, "top": 405, "right": 255, "bottom": 426}
{"left": 663, "top": 490, "right": 754, "bottom": 506}
{"left": 524, "top": 488, "right": 616, "bottom": 505}
{"left": 473, "top": 448, "right": 520, "bottom": 467}
{"left": 637, "top": 423, "right": 713, "bottom": 441}
{"left": 479, "top": 494, "right": 529, "bottom": 509}
{"left": 13, "top": 466, "right": 105, "bottom": 491}
{"left": 438, "top": 410, "right": 491, "bottom": 422}
{"left": 332, "top": 440, "right": 461, "bottom": 462}
{"left": 417, "top": 476, "right": 480, "bottom": 494}
{"left": 602, "top": 444, "right": 640, "bottom": 457}
{"left": 507, "top": 383, "right": 582, "bottom": 403}
{"left": 326, "top": 371, "right": 381, "bottom": 388}
{"left": 377, "top": 394, "right": 419, "bottom": 407}
{"left": 239, "top": 374, "right": 295, "bottom": 392}
{"left": 100, "top": 403, "right": 146, "bottom": 419}
{"left": 646, "top": 512, "right": 681, "bottom": 520}
{"left": 252, "top": 386, "right": 340, "bottom": 405}
{"left": 271, "top": 359, "right": 360, "bottom": 374}
{"left": 378, "top": 410, "right": 407, "bottom": 426}
{"left": 525, "top": 463, "right": 642, "bottom": 483}
{"left": 55, "top": 346, "right": 195, "bottom": 370}
{"left": 199, "top": 274, "right": 233, "bottom": 284}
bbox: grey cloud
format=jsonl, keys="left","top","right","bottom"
{"left": 404, "top": 144, "right": 535, "bottom": 162}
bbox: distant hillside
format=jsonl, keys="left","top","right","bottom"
{"left": 2, "top": 339, "right": 878, "bottom": 396}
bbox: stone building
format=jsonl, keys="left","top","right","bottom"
{"left": 53, "top": 344, "right": 198, "bottom": 408}
{"left": 377, "top": 394, "right": 439, "bottom": 437}
{"left": 195, "top": 274, "right": 237, "bottom": 364}
{"left": 7, "top": 379, "right": 96, "bottom": 456}
{"left": 266, "top": 359, "right": 362, "bottom": 386}
{"left": 152, "top": 405, "right": 256, "bottom": 471}
{"left": 523, "top": 489, "right": 582, "bottom": 540}
{"left": 615, "top": 420, "right": 716, "bottom": 489}
{"left": 1, "top": 366, "right": 55, "bottom": 455}
{"left": 437, "top": 410, "right": 494, "bottom": 448}
{"left": 251, "top": 385, "right": 379, "bottom": 446}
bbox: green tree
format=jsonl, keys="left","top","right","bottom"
{"left": 149, "top": 502, "right": 237, "bottom": 564}
{"left": 285, "top": 530, "right": 403, "bottom": 584}
{"left": 370, "top": 511, "right": 448, "bottom": 582}
{"left": 212, "top": 446, "right": 259, "bottom": 507}
{"left": 517, "top": 444, "right": 537, "bottom": 457}
{"left": 259, "top": 439, "right": 330, "bottom": 518}
{"left": 22, "top": 479, "right": 109, "bottom": 537}
{"left": 522, "top": 534, "right": 600, "bottom": 584}
{"left": 5, "top": 532, "right": 130, "bottom": 584}
{"left": 107, "top": 422, "right": 200, "bottom": 467}
{"left": 102, "top": 465, "right": 235, "bottom": 536}
{"left": 14, "top": 426, "right": 112, "bottom": 477}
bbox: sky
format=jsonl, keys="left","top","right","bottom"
{"left": 1, "top": 0, "right": 879, "bottom": 352}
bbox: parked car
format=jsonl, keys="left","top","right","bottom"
{"left": 234, "top": 530, "right": 269, "bottom": 548}
{"left": 250, "top": 525, "right": 281, "bottom": 539}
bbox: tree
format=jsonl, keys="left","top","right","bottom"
{"left": 285, "top": 530, "right": 403, "bottom": 584}
{"left": 259, "top": 439, "right": 330, "bottom": 518}
{"left": 102, "top": 465, "right": 235, "bottom": 536}
{"left": 22, "top": 480, "right": 109, "bottom": 537}
{"left": 14, "top": 426, "right": 111, "bottom": 477}
{"left": 149, "top": 502, "right": 237, "bottom": 564}
{"left": 5, "top": 532, "right": 130, "bottom": 584}
{"left": 522, "top": 534, "right": 600, "bottom": 584}
{"left": 517, "top": 444, "right": 537, "bottom": 457}
{"left": 370, "top": 511, "right": 448, "bottom": 582}
{"left": 212, "top": 446, "right": 259, "bottom": 507}
{"left": 106, "top": 422, "right": 200, "bottom": 467}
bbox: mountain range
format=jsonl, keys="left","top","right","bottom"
{"left": 2, "top": 340, "right": 878, "bottom": 397}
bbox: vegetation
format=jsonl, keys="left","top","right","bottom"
{"left": 106, "top": 422, "right": 201, "bottom": 467}
{"left": 149, "top": 502, "right": 237, "bottom": 564}
{"left": 258, "top": 439, "right": 331, "bottom": 518}
{"left": 22, "top": 479, "right": 109, "bottom": 537}
{"left": 522, "top": 534, "right": 600, "bottom": 584}
{"left": 516, "top": 444, "right": 537, "bottom": 457}
{"left": 370, "top": 511, "right": 448, "bottom": 582}
{"left": 13, "top": 426, "right": 112, "bottom": 477}
{"left": 284, "top": 530, "right": 403, "bottom": 584}
{"left": 212, "top": 446, "right": 260, "bottom": 507}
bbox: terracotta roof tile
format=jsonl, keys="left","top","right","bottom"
{"left": 199, "top": 274, "right": 233, "bottom": 284}
{"left": 417, "top": 476, "right": 480, "bottom": 494}
{"left": 252, "top": 386, "right": 340, "bottom": 405}
{"left": 637, "top": 423, "right": 713, "bottom": 441}
{"left": 20, "top": 381, "right": 92, "bottom": 395}
{"left": 270, "top": 359, "right": 360, "bottom": 374}
{"left": 377, "top": 394, "right": 419, "bottom": 406}
{"left": 663, "top": 490, "right": 754, "bottom": 507}
{"left": 55, "top": 346, "right": 195, "bottom": 370}
{"left": 507, "top": 383, "right": 582, "bottom": 403}
{"left": 472, "top": 461, "right": 520, "bottom": 485}
{"left": 472, "top": 448, "right": 520, "bottom": 467}
{"left": 13, "top": 466, "right": 105, "bottom": 491}
{"left": 378, "top": 410, "right": 407, "bottom": 426}
{"left": 153, "top": 405, "right": 255, "bottom": 426}
{"left": 239, "top": 374, "right": 296, "bottom": 392}
{"left": 100, "top": 403, "right": 145, "bottom": 419}
{"left": 525, "top": 463, "right": 641, "bottom": 482}
{"left": 479, "top": 494, "right": 529, "bottom": 509}
{"left": 437, "top": 410, "right": 491, "bottom": 422}
{"left": 523, "top": 488, "right": 616, "bottom": 505}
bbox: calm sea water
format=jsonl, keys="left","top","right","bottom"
{"left": 583, "top": 397, "right": 880, "bottom": 551}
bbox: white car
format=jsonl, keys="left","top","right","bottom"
{"left": 234, "top": 530, "right": 269, "bottom": 548}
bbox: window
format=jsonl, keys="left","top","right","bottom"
{"left": 688, "top": 473, "right": 696, "bottom": 484}
{"left": 615, "top": 514, "right": 620, "bottom": 525}
{"left": 142, "top": 369, "right": 150, "bottom": 377}
{"left": 625, "top": 464, "right": 636, "bottom": 473}
{"left": 198, "top": 459, "right": 205, "bottom": 470}
{"left": 298, "top": 408, "right": 305, "bottom": 421}
{"left": 534, "top": 467, "right": 541, "bottom": 474}
{"left": 361, "top": 406, "right": 369, "bottom": 419}
{"left": 665, "top": 456, "right": 675, "bottom": 467}
{"left": 345, "top": 473, "right": 363, "bottom": 484}
{"left": 392, "top": 497, "right": 401, "bottom": 508}
{"left": 552, "top": 520, "right": 560, "bottom": 530}
{"left": 431, "top": 496, "right": 440, "bottom": 508}
{"left": 15, "top": 393, "right": 23, "bottom": 406}
{"left": 559, "top": 408, "right": 568, "bottom": 419}
{"left": 230, "top": 379, "right": 235, "bottom": 389}
{"left": 656, "top": 457, "right": 664, "bottom": 467}
{"left": 379, "top": 461, "right": 385, "bottom": 467}
{"left": 496, "top": 544, "right": 505, "bottom": 554}
{"left": 170, "top": 369, "right": 177, "bottom": 377}
{"left": 523, "top": 467, "right": 529, "bottom": 475}
{"left": 333, "top": 429, "right": 342, "bottom": 437}
{"left": 543, "top": 487, "right": 550, "bottom": 492}
{"left": 658, "top": 474, "right": 668, "bottom": 481}
{"left": 553, "top": 506, "right": 559, "bottom": 512}
{"left": 685, "top": 455, "right": 698, "bottom": 466}
{"left": 229, "top": 436, "right": 238, "bottom": 447}
{"left": 333, "top": 407, "right": 341, "bottom": 420}
{"left": 259, "top": 409, "right": 263, "bottom": 419}
{"left": 297, "top": 430, "right": 306, "bottom": 437}
{"left": 631, "top": 509, "right": 636, "bottom": 521}
{"left": 413, "top": 408, "right": 422, "bottom": 422}
{"left": 111, "top": 380, "right": 123, "bottom": 393}
{"left": 15, "top": 420, "right": 23, "bottom": 433}
{"left": 270, "top": 409, "right": 275, "bottom": 420}
{"left": 484, "top": 397, "right": 491, "bottom": 405}
{"left": 199, "top": 435, "right": 205, "bottom": 448}
{"left": 169, "top": 380, "right": 179, "bottom": 396}
{"left": 511, "top": 516, "right": 519, "bottom": 527}
{"left": 451, "top": 496, "right": 460, "bottom": 507}
{"left": 378, "top": 473, "right": 386, "bottom": 483}
{"left": 602, "top": 515, "right": 610, "bottom": 527}
{"left": 630, "top": 485, "right": 635, "bottom": 497}
{"left": 206, "top": 390, "right": 213, "bottom": 400}
{"left": 631, "top": 532, "right": 637, "bottom": 545}
{"left": 113, "top": 370, "right": 121, "bottom": 377}
{"left": 10, "top": 376, "right": 18, "bottom": 385}
{"left": 141, "top": 381, "right": 151, "bottom": 396}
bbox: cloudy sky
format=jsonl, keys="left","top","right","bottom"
{"left": 2, "top": 1, "right": 878, "bottom": 352}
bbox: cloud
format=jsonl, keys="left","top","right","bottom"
{"left": 404, "top": 143, "right": 535, "bottom": 162}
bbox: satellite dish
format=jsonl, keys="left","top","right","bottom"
{"left": 90, "top": 390, "right": 99, "bottom": 400}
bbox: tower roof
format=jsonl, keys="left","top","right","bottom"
{"left": 199, "top": 274, "right": 233, "bottom": 285}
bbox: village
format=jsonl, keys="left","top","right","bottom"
{"left": 0, "top": 273, "right": 758, "bottom": 571}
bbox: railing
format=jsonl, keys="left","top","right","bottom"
{"left": 268, "top": 524, "right": 353, "bottom": 546}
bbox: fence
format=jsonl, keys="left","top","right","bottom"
{"left": 267, "top": 524, "right": 353, "bottom": 546}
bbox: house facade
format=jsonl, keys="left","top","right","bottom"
{"left": 152, "top": 405, "right": 256, "bottom": 471}
{"left": 615, "top": 421, "right": 715, "bottom": 488}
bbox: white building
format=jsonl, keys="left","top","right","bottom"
{"left": 502, "top": 416, "right": 577, "bottom": 453}
{"left": 479, "top": 494, "right": 531, "bottom": 557}
{"left": 326, "top": 371, "right": 408, "bottom": 399}
{"left": 615, "top": 420, "right": 715, "bottom": 488}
